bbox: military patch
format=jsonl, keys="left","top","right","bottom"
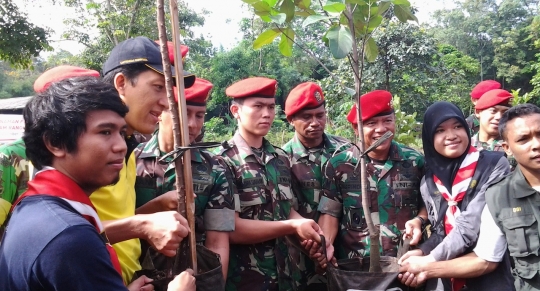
{"left": 314, "top": 91, "right": 322, "bottom": 103}
{"left": 300, "top": 179, "right": 321, "bottom": 189}
{"left": 401, "top": 161, "right": 411, "bottom": 168}
{"left": 193, "top": 174, "right": 213, "bottom": 185}
{"left": 392, "top": 180, "right": 417, "bottom": 189}
{"left": 469, "top": 179, "right": 477, "bottom": 189}
{"left": 196, "top": 164, "right": 209, "bottom": 173}
{"left": 193, "top": 183, "right": 208, "bottom": 193}
{"left": 135, "top": 176, "right": 156, "bottom": 189}
{"left": 278, "top": 176, "right": 291, "bottom": 185}
{"left": 240, "top": 177, "right": 265, "bottom": 188}
{"left": 340, "top": 181, "right": 362, "bottom": 191}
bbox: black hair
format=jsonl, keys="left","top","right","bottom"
{"left": 499, "top": 103, "right": 540, "bottom": 140}
{"left": 102, "top": 63, "right": 150, "bottom": 86}
{"left": 23, "top": 77, "right": 129, "bottom": 169}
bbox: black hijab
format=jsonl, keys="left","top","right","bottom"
{"left": 422, "top": 101, "right": 471, "bottom": 191}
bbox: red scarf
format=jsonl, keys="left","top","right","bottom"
{"left": 11, "top": 168, "right": 122, "bottom": 276}
{"left": 433, "top": 146, "right": 479, "bottom": 291}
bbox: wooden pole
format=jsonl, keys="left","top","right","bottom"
{"left": 156, "top": 0, "right": 197, "bottom": 275}
{"left": 168, "top": 0, "right": 198, "bottom": 274}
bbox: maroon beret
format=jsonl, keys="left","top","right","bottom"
{"left": 34, "top": 65, "right": 100, "bottom": 93}
{"left": 475, "top": 89, "right": 513, "bottom": 110}
{"left": 226, "top": 77, "right": 277, "bottom": 99}
{"left": 174, "top": 78, "right": 213, "bottom": 106}
{"left": 470, "top": 80, "right": 501, "bottom": 100}
{"left": 285, "top": 82, "right": 325, "bottom": 118}
{"left": 347, "top": 90, "right": 393, "bottom": 125}
{"left": 154, "top": 41, "right": 189, "bottom": 64}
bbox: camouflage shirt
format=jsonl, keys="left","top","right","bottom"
{"left": 466, "top": 113, "right": 480, "bottom": 136}
{"left": 0, "top": 139, "right": 30, "bottom": 226}
{"left": 216, "top": 131, "right": 294, "bottom": 291}
{"left": 134, "top": 132, "right": 236, "bottom": 244}
{"left": 318, "top": 141, "right": 425, "bottom": 259}
{"left": 471, "top": 132, "right": 517, "bottom": 171}
{"left": 282, "top": 133, "right": 350, "bottom": 291}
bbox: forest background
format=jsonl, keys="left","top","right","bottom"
{"left": 1, "top": 0, "right": 539, "bottom": 148}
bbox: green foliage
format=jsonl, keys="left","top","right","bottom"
{"left": 0, "top": 0, "right": 51, "bottom": 68}
{"left": 392, "top": 95, "right": 421, "bottom": 149}
{"left": 511, "top": 88, "right": 533, "bottom": 106}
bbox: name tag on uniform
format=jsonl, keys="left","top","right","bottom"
{"left": 278, "top": 176, "right": 291, "bottom": 185}
{"left": 300, "top": 180, "right": 320, "bottom": 189}
{"left": 240, "top": 177, "right": 265, "bottom": 188}
{"left": 341, "top": 181, "right": 362, "bottom": 191}
{"left": 393, "top": 181, "right": 417, "bottom": 189}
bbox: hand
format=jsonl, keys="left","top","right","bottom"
{"left": 157, "top": 190, "right": 178, "bottom": 211}
{"left": 398, "top": 249, "right": 423, "bottom": 265}
{"left": 168, "top": 269, "right": 196, "bottom": 291}
{"left": 398, "top": 257, "right": 430, "bottom": 287}
{"left": 291, "top": 219, "right": 322, "bottom": 242}
{"left": 403, "top": 217, "right": 423, "bottom": 245}
{"left": 127, "top": 275, "right": 154, "bottom": 291}
{"left": 142, "top": 211, "right": 190, "bottom": 257}
{"left": 301, "top": 239, "right": 337, "bottom": 269}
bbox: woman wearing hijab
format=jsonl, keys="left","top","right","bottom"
{"left": 398, "top": 101, "right": 514, "bottom": 290}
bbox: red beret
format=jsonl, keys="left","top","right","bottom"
{"left": 347, "top": 90, "right": 393, "bottom": 125}
{"left": 154, "top": 40, "right": 189, "bottom": 64}
{"left": 285, "top": 82, "right": 325, "bottom": 118}
{"left": 475, "top": 89, "right": 513, "bottom": 110}
{"left": 470, "top": 80, "right": 501, "bottom": 100}
{"left": 174, "top": 78, "right": 213, "bottom": 106}
{"left": 226, "top": 77, "right": 277, "bottom": 99}
{"left": 33, "top": 65, "right": 100, "bottom": 93}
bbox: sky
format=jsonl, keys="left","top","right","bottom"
{"left": 13, "top": 0, "right": 456, "bottom": 58}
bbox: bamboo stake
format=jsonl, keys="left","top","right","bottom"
{"left": 156, "top": 0, "right": 197, "bottom": 275}
{"left": 168, "top": 0, "right": 197, "bottom": 274}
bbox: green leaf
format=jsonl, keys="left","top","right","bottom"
{"left": 252, "top": 1, "right": 271, "bottom": 13}
{"left": 264, "top": 0, "right": 279, "bottom": 6}
{"left": 364, "top": 36, "right": 378, "bottom": 62}
{"left": 378, "top": 1, "right": 391, "bottom": 15}
{"left": 392, "top": 0, "right": 410, "bottom": 6}
{"left": 326, "top": 25, "right": 353, "bottom": 59}
{"left": 296, "top": 0, "right": 312, "bottom": 9}
{"left": 242, "top": 0, "right": 260, "bottom": 4}
{"left": 323, "top": 0, "right": 346, "bottom": 14}
{"left": 279, "top": 28, "right": 295, "bottom": 56}
{"left": 253, "top": 28, "right": 282, "bottom": 49}
{"left": 345, "top": 0, "right": 366, "bottom": 4}
{"left": 303, "top": 15, "right": 332, "bottom": 27}
{"left": 270, "top": 13, "right": 287, "bottom": 24}
{"left": 280, "top": 0, "right": 295, "bottom": 22}
{"left": 367, "top": 14, "right": 382, "bottom": 31}
{"left": 394, "top": 4, "right": 418, "bottom": 22}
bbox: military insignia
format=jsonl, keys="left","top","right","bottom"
{"left": 434, "top": 190, "right": 440, "bottom": 195}
{"left": 314, "top": 91, "right": 322, "bottom": 103}
{"left": 276, "top": 159, "right": 285, "bottom": 166}
{"left": 469, "top": 180, "right": 477, "bottom": 189}
{"left": 401, "top": 161, "right": 411, "bottom": 168}
{"left": 196, "top": 164, "right": 208, "bottom": 173}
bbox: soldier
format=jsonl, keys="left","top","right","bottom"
{"left": 215, "top": 77, "right": 323, "bottom": 291}
{"left": 466, "top": 80, "right": 501, "bottom": 135}
{"left": 134, "top": 78, "right": 235, "bottom": 279}
{"left": 282, "top": 82, "right": 350, "bottom": 291}
{"left": 472, "top": 89, "right": 517, "bottom": 170}
{"left": 0, "top": 65, "right": 101, "bottom": 228}
{"left": 316, "top": 90, "right": 425, "bottom": 262}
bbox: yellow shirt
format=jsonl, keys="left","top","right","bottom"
{"left": 90, "top": 152, "right": 139, "bottom": 283}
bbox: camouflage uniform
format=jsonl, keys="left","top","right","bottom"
{"left": 282, "top": 133, "right": 350, "bottom": 291}
{"left": 216, "top": 131, "right": 294, "bottom": 291}
{"left": 471, "top": 132, "right": 517, "bottom": 171}
{"left": 318, "top": 141, "right": 425, "bottom": 259}
{"left": 466, "top": 113, "right": 480, "bottom": 135}
{"left": 134, "top": 132, "right": 236, "bottom": 245}
{"left": 0, "top": 139, "right": 31, "bottom": 226}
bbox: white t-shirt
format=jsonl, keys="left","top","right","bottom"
{"left": 473, "top": 205, "right": 507, "bottom": 262}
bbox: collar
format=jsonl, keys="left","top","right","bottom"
{"left": 231, "top": 131, "right": 277, "bottom": 161}
{"left": 512, "top": 167, "right": 538, "bottom": 198}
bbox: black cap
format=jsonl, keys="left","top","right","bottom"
{"left": 102, "top": 36, "right": 195, "bottom": 88}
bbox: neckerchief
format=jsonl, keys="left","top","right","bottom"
{"left": 433, "top": 146, "right": 479, "bottom": 291}
{"left": 11, "top": 167, "right": 122, "bottom": 276}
